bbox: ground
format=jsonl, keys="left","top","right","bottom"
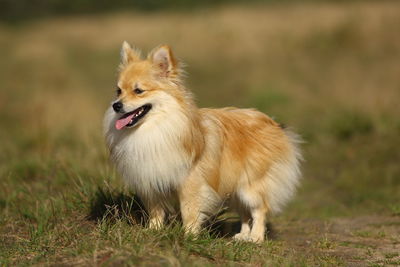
{"left": 277, "top": 216, "right": 400, "bottom": 266}
{"left": 0, "top": 1, "right": 400, "bottom": 266}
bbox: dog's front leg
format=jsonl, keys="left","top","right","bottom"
{"left": 180, "top": 196, "right": 205, "bottom": 236}
{"left": 179, "top": 182, "right": 207, "bottom": 236}
{"left": 146, "top": 199, "right": 165, "bottom": 230}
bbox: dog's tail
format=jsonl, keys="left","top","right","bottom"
{"left": 265, "top": 129, "right": 303, "bottom": 214}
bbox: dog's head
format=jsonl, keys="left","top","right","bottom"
{"left": 110, "top": 42, "right": 186, "bottom": 130}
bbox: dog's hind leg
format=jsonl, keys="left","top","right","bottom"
{"left": 233, "top": 208, "right": 252, "bottom": 241}
{"left": 235, "top": 184, "right": 269, "bottom": 243}
{"left": 248, "top": 206, "right": 268, "bottom": 243}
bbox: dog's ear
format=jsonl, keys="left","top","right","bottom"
{"left": 120, "top": 41, "right": 141, "bottom": 66}
{"left": 148, "top": 45, "right": 179, "bottom": 79}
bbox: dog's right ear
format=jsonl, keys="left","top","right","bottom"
{"left": 120, "top": 41, "right": 141, "bottom": 66}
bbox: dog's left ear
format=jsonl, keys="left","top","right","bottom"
{"left": 121, "top": 41, "right": 141, "bottom": 66}
{"left": 149, "top": 45, "right": 179, "bottom": 78}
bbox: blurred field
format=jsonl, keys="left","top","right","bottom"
{"left": 1, "top": 1, "right": 400, "bottom": 266}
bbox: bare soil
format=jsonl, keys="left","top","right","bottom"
{"left": 274, "top": 215, "right": 400, "bottom": 266}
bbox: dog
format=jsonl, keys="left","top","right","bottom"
{"left": 103, "top": 42, "right": 302, "bottom": 242}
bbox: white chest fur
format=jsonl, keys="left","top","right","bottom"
{"left": 104, "top": 107, "right": 192, "bottom": 197}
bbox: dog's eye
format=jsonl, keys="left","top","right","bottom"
{"left": 116, "top": 88, "right": 122, "bottom": 96}
{"left": 134, "top": 88, "right": 144, "bottom": 94}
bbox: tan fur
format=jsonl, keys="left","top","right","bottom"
{"left": 104, "top": 43, "right": 302, "bottom": 243}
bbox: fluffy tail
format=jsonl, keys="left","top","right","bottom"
{"left": 265, "top": 129, "right": 303, "bottom": 214}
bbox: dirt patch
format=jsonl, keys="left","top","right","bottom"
{"left": 275, "top": 215, "right": 400, "bottom": 266}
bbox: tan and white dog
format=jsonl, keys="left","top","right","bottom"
{"left": 104, "top": 42, "right": 302, "bottom": 242}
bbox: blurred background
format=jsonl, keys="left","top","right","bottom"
{"left": 1, "top": 0, "right": 400, "bottom": 264}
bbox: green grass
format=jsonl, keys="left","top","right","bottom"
{"left": 1, "top": 1, "right": 400, "bottom": 265}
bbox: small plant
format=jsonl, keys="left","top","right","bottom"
{"left": 315, "top": 235, "right": 335, "bottom": 250}
{"left": 389, "top": 204, "right": 400, "bottom": 216}
{"left": 329, "top": 109, "right": 373, "bottom": 140}
{"left": 352, "top": 230, "right": 372, "bottom": 238}
{"left": 385, "top": 252, "right": 399, "bottom": 259}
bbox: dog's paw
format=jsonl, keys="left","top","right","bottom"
{"left": 233, "top": 232, "right": 250, "bottom": 241}
{"left": 248, "top": 235, "right": 264, "bottom": 244}
{"left": 233, "top": 233, "right": 264, "bottom": 243}
{"left": 148, "top": 220, "right": 163, "bottom": 230}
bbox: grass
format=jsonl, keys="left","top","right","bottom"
{"left": 1, "top": 1, "right": 400, "bottom": 265}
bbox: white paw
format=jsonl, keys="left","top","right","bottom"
{"left": 233, "top": 232, "right": 250, "bottom": 241}
{"left": 233, "top": 233, "right": 264, "bottom": 243}
{"left": 248, "top": 235, "right": 264, "bottom": 244}
{"left": 148, "top": 220, "right": 163, "bottom": 230}
{"left": 183, "top": 225, "right": 200, "bottom": 237}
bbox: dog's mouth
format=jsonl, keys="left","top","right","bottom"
{"left": 115, "top": 104, "right": 152, "bottom": 130}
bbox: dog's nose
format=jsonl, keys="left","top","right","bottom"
{"left": 112, "top": 102, "right": 123, "bottom": 113}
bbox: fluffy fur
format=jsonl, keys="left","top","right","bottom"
{"left": 104, "top": 43, "right": 302, "bottom": 242}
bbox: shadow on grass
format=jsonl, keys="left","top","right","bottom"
{"left": 87, "top": 187, "right": 147, "bottom": 226}
{"left": 206, "top": 215, "right": 277, "bottom": 240}
{"left": 88, "top": 187, "right": 277, "bottom": 240}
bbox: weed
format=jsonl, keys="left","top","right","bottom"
{"left": 385, "top": 252, "right": 399, "bottom": 259}
{"left": 328, "top": 109, "right": 373, "bottom": 141}
{"left": 389, "top": 205, "right": 400, "bottom": 216}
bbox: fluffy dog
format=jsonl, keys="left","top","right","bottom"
{"left": 104, "top": 42, "right": 302, "bottom": 242}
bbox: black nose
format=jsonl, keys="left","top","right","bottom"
{"left": 112, "top": 101, "right": 123, "bottom": 113}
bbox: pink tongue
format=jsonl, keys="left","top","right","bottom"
{"left": 115, "top": 113, "right": 135, "bottom": 130}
